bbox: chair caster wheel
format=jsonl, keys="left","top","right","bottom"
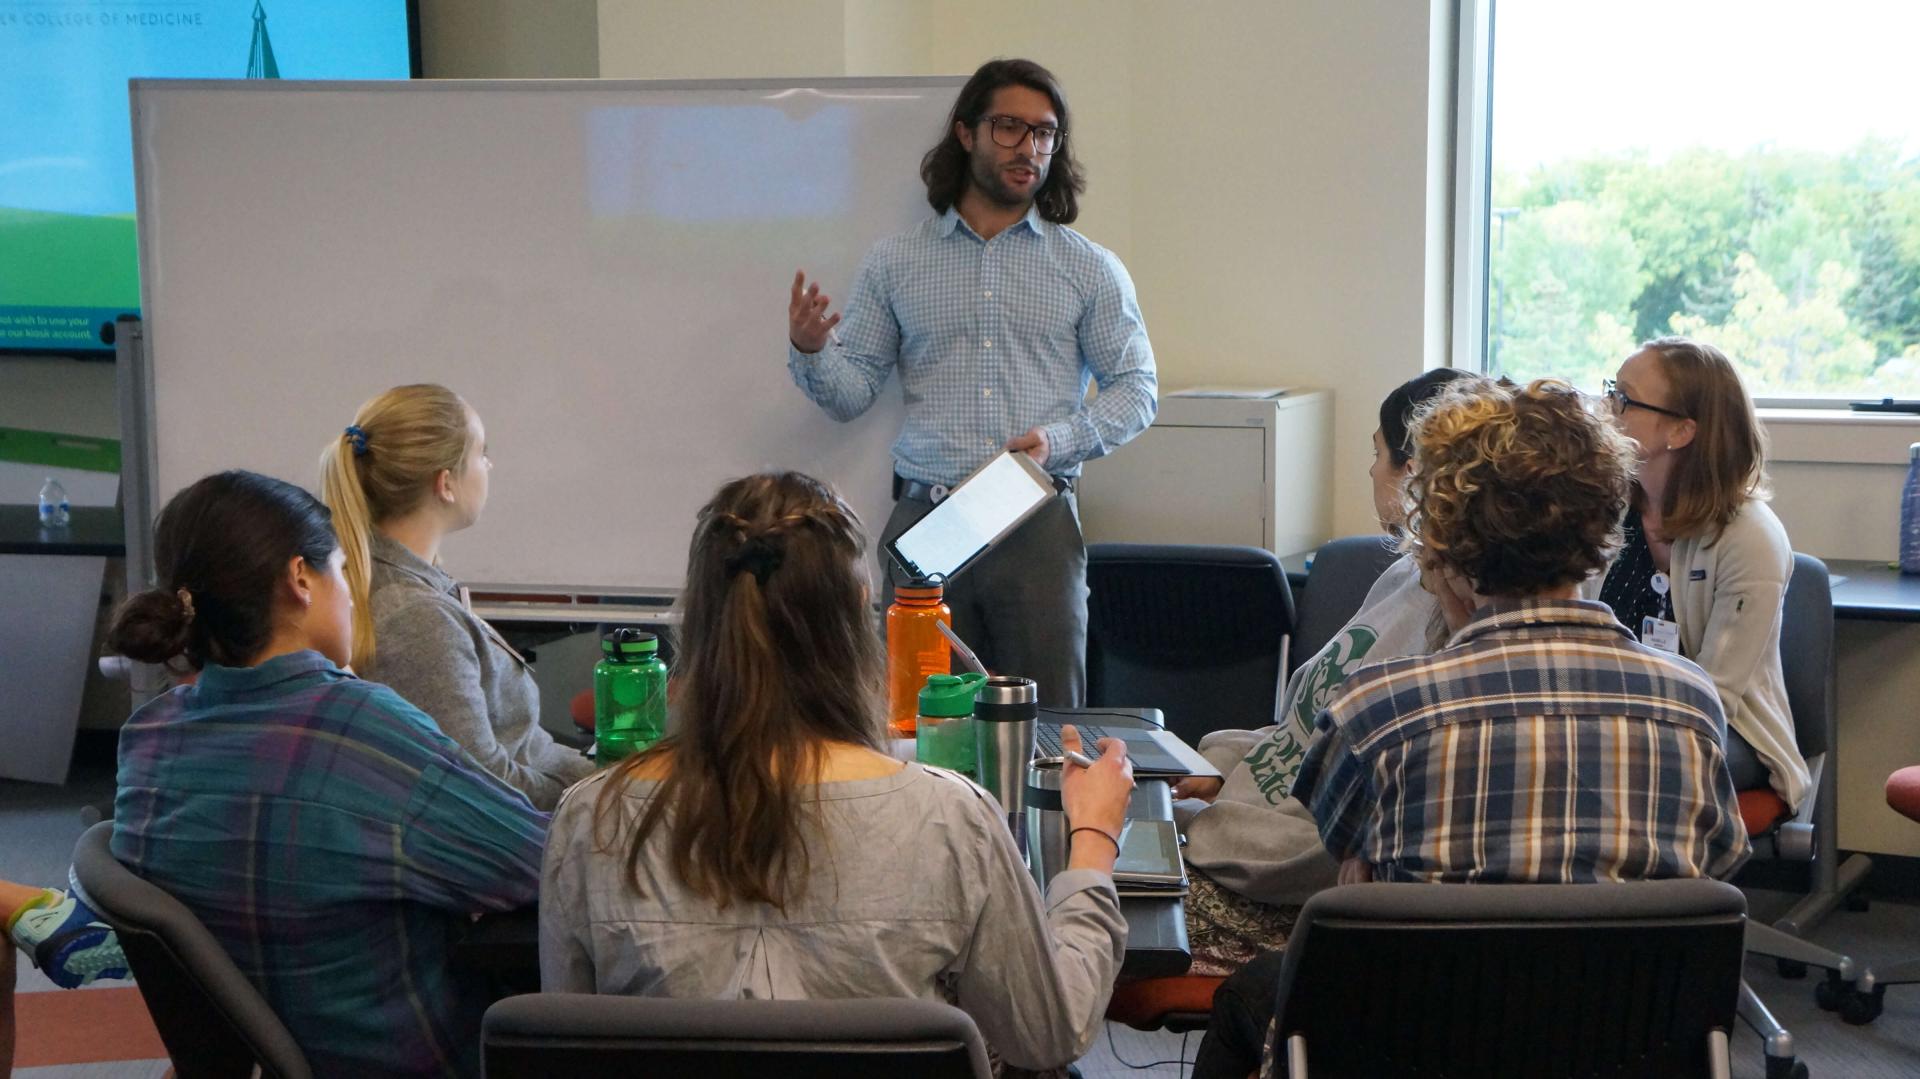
{"left": 1777, "top": 958, "right": 1808, "bottom": 979}
{"left": 1765, "top": 1055, "right": 1809, "bottom": 1079}
{"left": 1839, "top": 986, "right": 1885, "bottom": 1026}
{"left": 1814, "top": 975, "right": 1845, "bottom": 1011}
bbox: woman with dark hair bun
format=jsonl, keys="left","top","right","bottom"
{"left": 103, "top": 469, "right": 547, "bottom": 1076}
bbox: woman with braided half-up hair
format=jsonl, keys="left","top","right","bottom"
{"left": 540, "top": 472, "right": 1139, "bottom": 1075}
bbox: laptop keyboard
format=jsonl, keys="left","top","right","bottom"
{"left": 1035, "top": 724, "right": 1119, "bottom": 758}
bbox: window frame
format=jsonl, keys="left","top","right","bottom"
{"left": 1448, "top": 0, "right": 1895, "bottom": 410}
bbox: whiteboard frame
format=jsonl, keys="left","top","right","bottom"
{"left": 121, "top": 75, "right": 967, "bottom": 607}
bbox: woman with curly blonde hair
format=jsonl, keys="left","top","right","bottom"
{"left": 1192, "top": 379, "right": 1748, "bottom": 1079}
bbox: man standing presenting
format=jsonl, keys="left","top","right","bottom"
{"left": 786, "top": 58, "right": 1157, "bottom": 707}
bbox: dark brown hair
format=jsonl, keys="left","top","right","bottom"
{"left": 920, "top": 58, "right": 1085, "bottom": 224}
{"left": 108, "top": 470, "right": 338, "bottom": 670}
{"left": 1405, "top": 379, "right": 1635, "bottom": 596}
{"left": 1380, "top": 368, "right": 1483, "bottom": 467}
{"left": 594, "top": 472, "right": 885, "bottom": 911}
{"left": 1637, "top": 336, "right": 1771, "bottom": 540}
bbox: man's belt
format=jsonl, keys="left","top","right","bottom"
{"left": 894, "top": 472, "right": 1074, "bottom": 504}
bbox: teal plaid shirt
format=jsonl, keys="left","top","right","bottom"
{"left": 113, "top": 651, "right": 549, "bottom": 1077}
{"left": 788, "top": 206, "right": 1158, "bottom": 486}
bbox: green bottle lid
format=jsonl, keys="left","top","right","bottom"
{"left": 918, "top": 671, "right": 985, "bottom": 717}
{"left": 601, "top": 628, "right": 659, "bottom": 657}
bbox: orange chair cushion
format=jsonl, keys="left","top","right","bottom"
{"left": 1739, "top": 789, "right": 1790, "bottom": 836}
{"left": 570, "top": 688, "right": 595, "bottom": 732}
{"left": 1887, "top": 766, "right": 1920, "bottom": 824}
{"left": 1105, "top": 975, "right": 1227, "bottom": 1030}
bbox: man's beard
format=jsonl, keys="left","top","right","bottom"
{"left": 968, "top": 149, "right": 1043, "bottom": 209}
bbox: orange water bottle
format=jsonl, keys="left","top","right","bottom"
{"left": 887, "top": 579, "right": 952, "bottom": 738}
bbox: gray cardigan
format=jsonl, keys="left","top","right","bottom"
{"left": 359, "top": 534, "right": 593, "bottom": 811}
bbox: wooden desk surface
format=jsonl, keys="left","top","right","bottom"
{"left": 0, "top": 503, "right": 125, "bottom": 556}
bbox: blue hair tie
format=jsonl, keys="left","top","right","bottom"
{"left": 344, "top": 424, "right": 369, "bottom": 457}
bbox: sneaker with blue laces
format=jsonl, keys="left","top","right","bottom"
{"left": 7, "top": 890, "right": 129, "bottom": 988}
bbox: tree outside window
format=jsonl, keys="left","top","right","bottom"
{"left": 1485, "top": 1, "right": 1920, "bottom": 398}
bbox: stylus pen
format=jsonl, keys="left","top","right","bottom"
{"left": 935, "top": 620, "right": 989, "bottom": 675}
{"left": 1063, "top": 749, "right": 1098, "bottom": 769}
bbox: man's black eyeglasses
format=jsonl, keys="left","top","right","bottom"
{"left": 981, "top": 115, "right": 1064, "bottom": 156}
{"left": 1601, "top": 379, "right": 1687, "bottom": 420}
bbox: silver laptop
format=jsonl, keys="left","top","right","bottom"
{"left": 1033, "top": 715, "right": 1222, "bottom": 780}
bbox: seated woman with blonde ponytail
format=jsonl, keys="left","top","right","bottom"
{"left": 321, "top": 384, "right": 592, "bottom": 810}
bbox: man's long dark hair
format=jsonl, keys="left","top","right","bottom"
{"left": 921, "top": 58, "right": 1086, "bottom": 225}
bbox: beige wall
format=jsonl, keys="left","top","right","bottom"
{"left": 418, "top": 0, "right": 599, "bottom": 78}
{"left": 595, "top": 0, "right": 1449, "bottom": 535}
{"left": 597, "top": 0, "right": 844, "bottom": 79}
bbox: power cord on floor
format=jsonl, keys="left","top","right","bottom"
{"left": 1103, "top": 1020, "right": 1195, "bottom": 1075}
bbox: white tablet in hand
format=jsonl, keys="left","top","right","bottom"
{"left": 886, "top": 451, "right": 1059, "bottom": 584}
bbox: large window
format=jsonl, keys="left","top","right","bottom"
{"left": 1465, "top": 1, "right": 1920, "bottom": 399}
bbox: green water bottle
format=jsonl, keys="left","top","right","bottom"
{"left": 594, "top": 628, "right": 668, "bottom": 763}
{"left": 917, "top": 672, "right": 986, "bottom": 775}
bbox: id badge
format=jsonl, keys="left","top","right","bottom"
{"left": 1641, "top": 616, "right": 1682, "bottom": 653}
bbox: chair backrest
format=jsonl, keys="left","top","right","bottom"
{"left": 1779, "top": 552, "right": 1834, "bottom": 761}
{"left": 482, "top": 994, "right": 993, "bottom": 1079}
{"left": 68, "top": 821, "right": 312, "bottom": 1079}
{"left": 1273, "top": 879, "right": 1747, "bottom": 1079}
{"left": 1084, "top": 543, "right": 1295, "bottom": 744}
{"left": 1287, "top": 535, "right": 1399, "bottom": 677}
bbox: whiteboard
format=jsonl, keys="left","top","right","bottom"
{"left": 128, "top": 78, "right": 961, "bottom": 594}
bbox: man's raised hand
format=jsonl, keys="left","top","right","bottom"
{"left": 788, "top": 270, "right": 842, "bottom": 354}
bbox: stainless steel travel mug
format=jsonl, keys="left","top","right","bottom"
{"left": 1024, "top": 763, "right": 1068, "bottom": 889}
{"left": 974, "top": 675, "right": 1039, "bottom": 843}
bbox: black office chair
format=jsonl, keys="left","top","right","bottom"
{"left": 1287, "top": 535, "right": 1402, "bottom": 677}
{"left": 481, "top": 995, "right": 992, "bottom": 1078}
{"left": 68, "top": 821, "right": 312, "bottom": 1079}
{"left": 1271, "top": 880, "right": 1748, "bottom": 1079}
{"left": 1730, "top": 554, "right": 1874, "bottom": 1079}
{"left": 1084, "top": 543, "right": 1296, "bottom": 746}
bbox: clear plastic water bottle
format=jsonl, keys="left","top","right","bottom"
{"left": 1901, "top": 443, "right": 1920, "bottom": 575}
{"left": 38, "top": 477, "right": 70, "bottom": 528}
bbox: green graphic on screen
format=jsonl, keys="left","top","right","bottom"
{"left": 0, "top": 1, "right": 412, "bottom": 352}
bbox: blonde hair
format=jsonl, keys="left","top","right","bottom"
{"left": 318, "top": 384, "right": 475, "bottom": 669}
{"left": 1638, "top": 336, "right": 1771, "bottom": 540}
{"left": 1405, "top": 378, "right": 1636, "bottom": 596}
